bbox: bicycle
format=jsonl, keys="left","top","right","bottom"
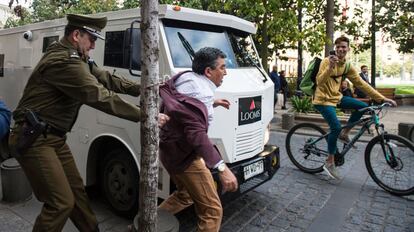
{"left": 285, "top": 103, "right": 414, "bottom": 196}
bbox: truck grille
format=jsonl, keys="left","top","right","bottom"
{"left": 235, "top": 128, "right": 263, "bottom": 156}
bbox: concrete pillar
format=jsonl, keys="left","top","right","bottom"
{"left": 282, "top": 113, "right": 295, "bottom": 130}
{"left": 1, "top": 158, "right": 32, "bottom": 202}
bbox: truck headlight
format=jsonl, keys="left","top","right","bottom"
{"left": 263, "top": 123, "right": 271, "bottom": 145}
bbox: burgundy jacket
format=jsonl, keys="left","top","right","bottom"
{"left": 159, "top": 72, "right": 222, "bottom": 174}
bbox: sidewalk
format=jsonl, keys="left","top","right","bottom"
{"left": 0, "top": 196, "right": 131, "bottom": 232}
{"left": 0, "top": 104, "right": 412, "bottom": 232}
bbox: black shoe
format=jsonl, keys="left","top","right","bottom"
{"left": 281, "top": 106, "right": 287, "bottom": 110}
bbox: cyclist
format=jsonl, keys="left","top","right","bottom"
{"left": 313, "top": 36, "right": 397, "bottom": 179}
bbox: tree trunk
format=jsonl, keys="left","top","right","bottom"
{"left": 297, "top": 5, "right": 303, "bottom": 80}
{"left": 138, "top": 0, "right": 159, "bottom": 231}
{"left": 324, "top": 0, "right": 334, "bottom": 57}
{"left": 261, "top": 7, "right": 269, "bottom": 72}
{"left": 371, "top": 0, "right": 376, "bottom": 87}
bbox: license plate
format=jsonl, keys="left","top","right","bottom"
{"left": 243, "top": 159, "right": 264, "bottom": 180}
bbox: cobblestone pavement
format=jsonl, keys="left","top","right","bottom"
{"left": 177, "top": 131, "right": 414, "bottom": 232}
{"left": 1, "top": 113, "right": 413, "bottom": 231}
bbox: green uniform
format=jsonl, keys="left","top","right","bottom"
{"left": 13, "top": 38, "right": 141, "bottom": 130}
{"left": 9, "top": 19, "right": 141, "bottom": 231}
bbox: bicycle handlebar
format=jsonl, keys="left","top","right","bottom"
{"left": 358, "top": 102, "right": 392, "bottom": 114}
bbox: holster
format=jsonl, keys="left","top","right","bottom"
{"left": 10, "top": 110, "right": 47, "bottom": 158}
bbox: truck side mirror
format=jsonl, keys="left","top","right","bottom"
{"left": 124, "top": 21, "right": 141, "bottom": 76}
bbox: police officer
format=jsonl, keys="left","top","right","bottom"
{"left": 9, "top": 14, "right": 168, "bottom": 232}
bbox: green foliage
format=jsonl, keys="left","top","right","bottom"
{"left": 4, "top": 6, "right": 32, "bottom": 28}
{"left": 159, "top": 0, "right": 208, "bottom": 10}
{"left": 377, "top": 84, "right": 414, "bottom": 95}
{"left": 290, "top": 96, "right": 314, "bottom": 114}
{"left": 122, "top": 0, "right": 140, "bottom": 9}
{"left": 383, "top": 63, "right": 402, "bottom": 77}
{"left": 403, "top": 58, "right": 413, "bottom": 73}
{"left": 376, "top": 0, "right": 414, "bottom": 53}
{"left": 335, "top": 108, "right": 345, "bottom": 116}
{"left": 68, "top": 0, "right": 119, "bottom": 15}
{"left": 286, "top": 77, "right": 297, "bottom": 97}
{"left": 5, "top": 0, "right": 119, "bottom": 27}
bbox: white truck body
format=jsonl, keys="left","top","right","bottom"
{"left": 0, "top": 5, "right": 279, "bottom": 217}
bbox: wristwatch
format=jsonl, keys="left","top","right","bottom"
{"left": 217, "top": 163, "right": 226, "bottom": 172}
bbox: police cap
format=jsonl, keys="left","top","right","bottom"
{"left": 67, "top": 14, "right": 107, "bottom": 40}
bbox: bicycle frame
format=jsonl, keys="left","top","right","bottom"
{"left": 305, "top": 109, "right": 384, "bottom": 158}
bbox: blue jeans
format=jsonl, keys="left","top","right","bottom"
{"left": 314, "top": 96, "right": 368, "bottom": 154}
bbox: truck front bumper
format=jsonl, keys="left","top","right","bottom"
{"left": 212, "top": 145, "right": 280, "bottom": 202}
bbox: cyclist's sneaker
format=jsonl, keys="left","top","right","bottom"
{"left": 339, "top": 133, "right": 357, "bottom": 149}
{"left": 323, "top": 161, "right": 341, "bottom": 180}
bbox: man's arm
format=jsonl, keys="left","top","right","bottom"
{"left": 348, "top": 67, "right": 385, "bottom": 103}
{"left": 43, "top": 58, "right": 142, "bottom": 122}
{"left": 316, "top": 58, "right": 335, "bottom": 87}
{"left": 213, "top": 99, "right": 230, "bottom": 109}
{"left": 90, "top": 62, "right": 140, "bottom": 97}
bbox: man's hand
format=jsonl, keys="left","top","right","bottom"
{"left": 158, "top": 113, "right": 170, "bottom": 127}
{"left": 329, "top": 55, "right": 338, "bottom": 70}
{"left": 213, "top": 99, "right": 230, "bottom": 109}
{"left": 219, "top": 165, "right": 238, "bottom": 193}
{"left": 383, "top": 98, "right": 397, "bottom": 107}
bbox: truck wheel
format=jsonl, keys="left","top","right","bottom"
{"left": 101, "top": 149, "right": 139, "bottom": 218}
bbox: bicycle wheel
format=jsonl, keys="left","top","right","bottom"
{"left": 365, "top": 134, "right": 414, "bottom": 196}
{"left": 285, "top": 123, "right": 328, "bottom": 173}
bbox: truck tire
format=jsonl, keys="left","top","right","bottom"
{"left": 101, "top": 149, "right": 139, "bottom": 218}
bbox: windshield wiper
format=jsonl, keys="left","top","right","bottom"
{"left": 177, "top": 32, "right": 195, "bottom": 61}
{"left": 245, "top": 53, "right": 268, "bottom": 83}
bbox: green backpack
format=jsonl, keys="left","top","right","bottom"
{"left": 300, "top": 57, "right": 350, "bottom": 96}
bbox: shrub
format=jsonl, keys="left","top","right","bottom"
{"left": 290, "top": 95, "right": 315, "bottom": 114}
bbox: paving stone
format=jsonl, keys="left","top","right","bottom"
{"left": 284, "top": 226, "right": 303, "bottom": 232}
{"left": 0, "top": 209, "right": 32, "bottom": 232}
{"left": 371, "top": 202, "right": 388, "bottom": 210}
{"left": 239, "top": 224, "right": 262, "bottom": 232}
{"left": 264, "top": 224, "right": 285, "bottom": 232}
{"left": 349, "top": 214, "right": 364, "bottom": 225}
{"left": 220, "top": 220, "right": 243, "bottom": 232}
{"left": 389, "top": 208, "right": 406, "bottom": 217}
{"left": 406, "top": 221, "right": 414, "bottom": 232}
{"left": 249, "top": 212, "right": 272, "bottom": 228}
{"left": 383, "top": 225, "right": 405, "bottom": 232}
{"left": 387, "top": 215, "right": 405, "bottom": 226}
{"left": 2, "top": 131, "right": 414, "bottom": 232}
{"left": 270, "top": 217, "right": 290, "bottom": 229}
{"left": 290, "top": 218, "right": 311, "bottom": 229}
{"left": 368, "top": 207, "right": 387, "bottom": 217}
{"left": 365, "top": 214, "right": 384, "bottom": 225}
{"left": 361, "top": 222, "right": 383, "bottom": 232}
{"left": 390, "top": 201, "right": 408, "bottom": 210}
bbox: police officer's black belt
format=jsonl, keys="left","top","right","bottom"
{"left": 46, "top": 126, "right": 66, "bottom": 138}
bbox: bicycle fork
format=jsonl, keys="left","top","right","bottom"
{"left": 377, "top": 124, "right": 400, "bottom": 169}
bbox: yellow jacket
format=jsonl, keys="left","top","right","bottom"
{"left": 312, "top": 57, "right": 384, "bottom": 106}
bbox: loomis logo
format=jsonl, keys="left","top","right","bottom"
{"left": 239, "top": 96, "right": 261, "bottom": 125}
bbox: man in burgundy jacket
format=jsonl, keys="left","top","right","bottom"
{"left": 159, "top": 47, "right": 238, "bottom": 231}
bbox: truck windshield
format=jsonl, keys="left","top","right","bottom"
{"left": 163, "top": 19, "right": 260, "bottom": 69}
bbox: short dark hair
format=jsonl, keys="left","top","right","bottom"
{"left": 361, "top": 65, "right": 368, "bottom": 69}
{"left": 334, "top": 36, "right": 350, "bottom": 46}
{"left": 64, "top": 25, "right": 87, "bottom": 37}
{"left": 192, "top": 47, "right": 226, "bottom": 75}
